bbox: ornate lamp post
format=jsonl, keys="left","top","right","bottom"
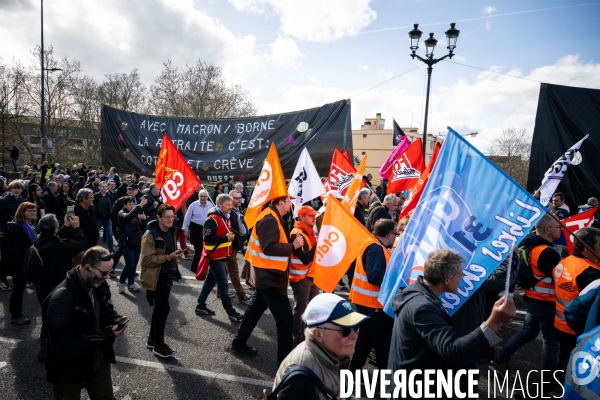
{"left": 409, "top": 23, "right": 460, "bottom": 156}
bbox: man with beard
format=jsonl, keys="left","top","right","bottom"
{"left": 44, "top": 247, "right": 128, "bottom": 399}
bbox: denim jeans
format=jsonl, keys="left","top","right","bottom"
{"left": 233, "top": 287, "right": 294, "bottom": 365}
{"left": 11, "top": 158, "right": 17, "bottom": 172}
{"left": 96, "top": 218, "right": 114, "bottom": 252}
{"left": 196, "top": 259, "right": 235, "bottom": 315}
{"left": 120, "top": 245, "right": 140, "bottom": 286}
{"left": 496, "top": 300, "right": 558, "bottom": 369}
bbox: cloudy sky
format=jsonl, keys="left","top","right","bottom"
{"left": 2, "top": 0, "right": 600, "bottom": 152}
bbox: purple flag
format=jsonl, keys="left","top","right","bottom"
{"left": 379, "top": 119, "right": 410, "bottom": 179}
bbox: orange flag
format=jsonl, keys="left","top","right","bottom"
{"left": 400, "top": 141, "right": 442, "bottom": 218}
{"left": 341, "top": 155, "right": 367, "bottom": 214}
{"left": 154, "top": 134, "right": 201, "bottom": 211}
{"left": 312, "top": 196, "right": 376, "bottom": 293}
{"left": 245, "top": 142, "right": 288, "bottom": 229}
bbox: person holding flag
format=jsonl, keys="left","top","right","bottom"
{"left": 288, "top": 205, "right": 319, "bottom": 346}
{"left": 231, "top": 195, "right": 304, "bottom": 364}
{"left": 348, "top": 219, "right": 397, "bottom": 372}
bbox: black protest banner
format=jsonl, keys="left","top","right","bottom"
{"left": 527, "top": 83, "right": 600, "bottom": 213}
{"left": 101, "top": 100, "right": 352, "bottom": 183}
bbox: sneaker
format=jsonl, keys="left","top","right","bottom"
{"left": 117, "top": 283, "right": 125, "bottom": 293}
{"left": 146, "top": 338, "right": 155, "bottom": 349}
{"left": 367, "top": 351, "right": 377, "bottom": 366}
{"left": 488, "top": 359, "right": 516, "bottom": 380}
{"left": 185, "top": 251, "right": 195, "bottom": 259}
{"left": 25, "top": 282, "right": 33, "bottom": 288}
{"left": 0, "top": 282, "right": 11, "bottom": 291}
{"left": 195, "top": 306, "right": 216, "bottom": 316}
{"left": 231, "top": 343, "right": 258, "bottom": 356}
{"left": 11, "top": 316, "right": 31, "bottom": 325}
{"left": 128, "top": 282, "right": 141, "bottom": 292}
{"left": 153, "top": 343, "right": 174, "bottom": 358}
{"left": 216, "top": 289, "right": 236, "bottom": 299}
{"left": 109, "top": 271, "right": 117, "bottom": 279}
{"left": 228, "top": 311, "right": 243, "bottom": 322}
{"left": 239, "top": 293, "right": 253, "bottom": 305}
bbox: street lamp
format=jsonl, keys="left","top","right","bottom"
{"left": 409, "top": 23, "right": 460, "bottom": 156}
{"left": 40, "top": 0, "right": 61, "bottom": 162}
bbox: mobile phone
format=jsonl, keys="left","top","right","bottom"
{"left": 66, "top": 205, "right": 75, "bottom": 216}
{"left": 117, "top": 318, "right": 129, "bottom": 327}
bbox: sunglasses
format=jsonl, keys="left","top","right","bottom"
{"left": 319, "top": 326, "right": 359, "bottom": 338}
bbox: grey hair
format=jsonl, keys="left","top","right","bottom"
{"left": 216, "top": 193, "right": 233, "bottom": 205}
{"left": 358, "top": 188, "right": 370, "bottom": 201}
{"left": 423, "top": 249, "right": 463, "bottom": 285}
{"left": 229, "top": 189, "right": 241, "bottom": 197}
{"left": 47, "top": 181, "right": 58, "bottom": 189}
{"left": 235, "top": 183, "right": 244, "bottom": 190}
{"left": 574, "top": 227, "right": 600, "bottom": 254}
{"left": 38, "top": 214, "right": 59, "bottom": 235}
{"left": 76, "top": 188, "right": 93, "bottom": 203}
{"left": 199, "top": 189, "right": 209, "bottom": 197}
{"left": 383, "top": 194, "right": 398, "bottom": 205}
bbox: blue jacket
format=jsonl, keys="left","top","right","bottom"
{"left": 565, "top": 280, "right": 600, "bottom": 335}
{"left": 0, "top": 193, "right": 23, "bottom": 232}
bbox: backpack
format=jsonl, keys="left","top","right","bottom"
{"left": 515, "top": 246, "right": 543, "bottom": 289}
{"left": 23, "top": 242, "right": 54, "bottom": 283}
{"left": 262, "top": 365, "right": 335, "bottom": 400}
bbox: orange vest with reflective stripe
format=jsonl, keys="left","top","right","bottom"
{"left": 554, "top": 256, "right": 600, "bottom": 334}
{"left": 289, "top": 229, "right": 314, "bottom": 283}
{"left": 245, "top": 207, "right": 290, "bottom": 272}
{"left": 523, "top": 245, "right": 556, "bottom": 302}
{"left": 349, "top": 242, "right": 391, "bottom": 309}
{"left": 204, "top": 213, "right": 232, "bottom": 260}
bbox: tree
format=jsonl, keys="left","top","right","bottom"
{"left": 0, "top": 58, "right": 28, "bottom": 166}
{"left": 488, "top": 127, "right": 532, "bottom": 187}
{"left": 149, "top": 60, "right": 257, "bottom": 118}
{"left": 97, "top": 69, "right": 147, "bottom": 113}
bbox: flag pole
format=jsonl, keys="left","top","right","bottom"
{"left": 546, "top": 211, "right": 600, "bottom": 263}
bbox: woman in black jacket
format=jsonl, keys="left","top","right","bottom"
{"left": 57, "top": 182, "right": 74, "bottom": 224}
{"left": 6, "top": 202, "right": 40, "bottom": 325}
{"left": 117, "top": 196, "right": 147, "bottom": 293}
{"left": 26, "top": 183, "right": 47, "bottom": 221}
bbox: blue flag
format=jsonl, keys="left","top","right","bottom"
{"left": 379, "top": 127, "right": 546, "bottom": 316}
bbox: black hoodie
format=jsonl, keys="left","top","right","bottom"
{"left": 388, "top": 276, "right": 492, "bottom": 398}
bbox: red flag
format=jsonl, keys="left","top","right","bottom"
{"left": 384, "top": 138, "right": 425, "bottom": 194}
{"left": 326, "top": 148, "right": 357, "bottom": 198}
{"left": 400, "top": 142, "right": 442, "bottom": 218}
{"left": 562, "top": 206, "right": 600, "bottom": 254}
{"left": 343, "top": 150, "right": 352, "bottom": 164}
{"left": 154, "top": 134, "right": 201, "bottom": 211}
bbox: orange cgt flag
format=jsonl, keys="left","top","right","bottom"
{"left": 154, "top": 134, "right": 201, "bottom": 211}
{"left": 245, "top": 142, "right": 288, "bottom": 229}
{"left": 312, "top": 196, "right": 376, "bottom": 293}
{"left": 341, "top": 155, "right": 367, "bottom": 214}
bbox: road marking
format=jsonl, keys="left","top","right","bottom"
{"left": 0, "top": 336, "right": 22, "bottom": 344}
{"left": 516, "top": 310, "right": 526, "bottom": 315}
{"left": 0, "top": 362, "right": 6, "bottom": 370}
{"left": 115, "top": 356, "right": 272, "bottom": 387}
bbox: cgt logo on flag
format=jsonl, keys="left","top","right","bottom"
{"left": 161, "top": 167, "right": 186, "bottom": 201}
{"left": 314, "top": 225, "right": 346, "bottom": 266}
{"left": 248, "top": 161, "right": 272, "bottom": 208}
{"left": 391, "top": 154, "right": 421, "bottom": 182}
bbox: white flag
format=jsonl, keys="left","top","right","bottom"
{"left": 288, "top": 148, "right": 325, "bottom": 217}
{"left": 539, "top": 134, "right": 589, "bottom": 206}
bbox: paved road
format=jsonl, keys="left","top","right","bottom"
{"left": 0, "top": 241, "right": 548, "bottom": 399}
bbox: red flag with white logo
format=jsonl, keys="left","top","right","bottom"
{"left": 400, "top": 142, "right": 442, "bottom": 218}
{"left": 562, "top": 206, "right": 600, "bottom": 254}
{"left": 154, "top": 134, "right": 201, "bottom": 211}
{"left": 384, "top": 138, "right": 425, "bottom": 194}
{"left": 325, "top": 148, "right": 357, "bottom": 198}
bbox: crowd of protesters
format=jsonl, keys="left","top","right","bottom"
{"left": 0, "top": 157, "right": 599, "bottom": 399}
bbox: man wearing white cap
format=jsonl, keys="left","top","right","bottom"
{"left": 271, "top": 293, "right": 368, "bottom": 400}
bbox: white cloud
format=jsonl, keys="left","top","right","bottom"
{"left": 486, "top": 20, "right": 492, "bottom": 30}
{"left": 229, "top": 0, "right": 377, "bottom": 42}
{"left": 258, "top": 55, "right": 600, "bottom": 155}
{"left": 0, "top": 0, "right": 266, "bottom": 85}
{"left": 483, "top": 6, "right": 497, "bottom": 15}
{"left": 358, "top": 64, "right": 369, "bottom": 70}
{"left": 266, "top": 36, "right": 304, "bottom": 68}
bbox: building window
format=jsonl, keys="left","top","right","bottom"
{"left": 363, "top": 134, "right": 367, "bottom": 138}
{"left": 362, "top": 151, "right": 366, "bottom": 155}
